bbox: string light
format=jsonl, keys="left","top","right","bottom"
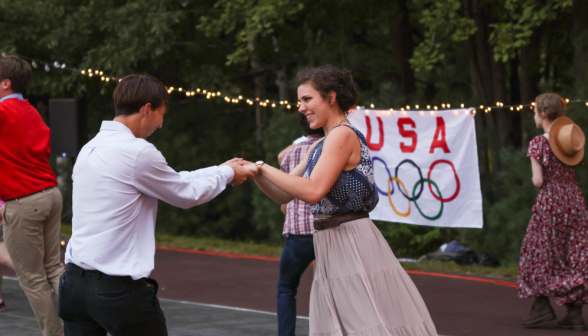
{"left": 8, "top": 53, "right": 588, "bottom": 114}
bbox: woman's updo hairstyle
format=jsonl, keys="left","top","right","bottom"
{"left": 296, "top": 64, "right": 359, "bottom": 114}
{"left": 535, "top": 92, "right": 566, "bottom": 121}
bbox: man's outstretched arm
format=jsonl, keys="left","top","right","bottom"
{"left": 133, "top": 146, "right": 253, "bottom": 209}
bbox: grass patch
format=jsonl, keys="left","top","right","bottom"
{"left": 61, "top": 224, "right": 517, "bottom": 279}
{"left": 61, "top": 224, "right": 283, "bottom": 259}
{"left": 400, "top": 260, "right": 518, "bottom": 280}
{"left": 155, "top": 234, "right": 283, "bottom": 259}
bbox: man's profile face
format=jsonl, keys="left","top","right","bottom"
{"left": 140, "top": 104, "right": 166, "bottom": 138}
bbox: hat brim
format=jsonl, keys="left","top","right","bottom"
{"left": 549, "top": 116, "right": 585, "bottom": 166}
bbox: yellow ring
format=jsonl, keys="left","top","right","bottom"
{"left": 388, "top": 177, "right": 411, "bottom": 217}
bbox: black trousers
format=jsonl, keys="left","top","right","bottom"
{"left": 58, "top": 263, "right": 168, "bottom": 336}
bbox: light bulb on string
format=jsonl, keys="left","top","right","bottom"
{"left": 415, "top": 105, "right": 419, "bottom": 109}
{"left": 105, "top": 78, "right": 109, "bottom": 82}
{"left": 434, "top": 106, "right": 438, "bottom": 110}
{"left": 81, "top": 70, "right": 85, "bottom": 74}
{"left": 447, "top": 104, "right": 451, "bottom": 108}
{"left": 442, "top": 104, "right": 446, "bottom": 108}
{"left": 44, "top": 64, "right": 50, "bottom": 72}
{"left": 32, "top": 61, "right": 37, "bottom": 68}
{"left": 461, "top": 103, "right": 464, "bottom": 108}
{"left": 427, "top": 105, "right": 431, "bottom": 109}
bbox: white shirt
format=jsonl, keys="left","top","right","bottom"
{"left": 65, "top": 121, "right": 234, "bottom": 279}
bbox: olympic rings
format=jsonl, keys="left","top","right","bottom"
{"left": 395, "top": 159, "right": 423, "bottom": 201}
{"left": 373, "top": 157, "right": 394, "bottom": 196}
{"left": 412, "top": 179, "right": 443, "bottom": 220}
{"left": 371, "top": 158, "right": 461, "bottom": 221}
{"left": 388, "top": 177, "right": 410, "bottom": 217}
{"left": 428, "top": 160, "right": 461, "bottom": 202}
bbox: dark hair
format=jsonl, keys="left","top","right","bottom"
{"left": 296, "top": 64, "right": 358, "bottom": 113}
{"left": 299, "top": 113, "right": 325, "bottom": 136}
{"left": 113, "top": 74, "right": 169, "bottom": 117}
{"left": 535, "top": 92, "right": 566, "bottom": 121}
{"left": 0, "top": 56, "right": 32, "bottom": 93}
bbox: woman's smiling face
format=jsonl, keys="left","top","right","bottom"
{"left": 297, "top": 82, "right": 331, "bottom": 130}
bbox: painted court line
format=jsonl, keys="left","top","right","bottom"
{"left": 159, "top": 298, "right": 309, "bottom": 320}
{"left": 156, "top": 246, "right": 517, "bottom": 289}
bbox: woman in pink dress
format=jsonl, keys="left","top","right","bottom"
{"left": 518, "top": 92, "right": 588, "bottom": 331}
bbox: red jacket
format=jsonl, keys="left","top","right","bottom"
{"left": 0, "top": 97, "right": 57, "bottom": 200}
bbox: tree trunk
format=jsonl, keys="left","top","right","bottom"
{"left": 519, "top": 29, "right": 542, "bottom": 146}
{"left": 509, "top": 57, "right": 522, "bottom": 148}
{"left": 251, "top": 58, "right": 267, "bottom": 159}
{"left": 463, "top": 0, "right": 504, "bottom": 172}
{"left": 573, "top": 0, "right": 588, "bottom": 98}
{"left": 390, "top": 0, "right": 416, "bottom": 98}
{"left": 272, "top": 34, "right": 289, "bottom": 102}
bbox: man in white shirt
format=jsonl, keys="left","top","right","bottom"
{"left": 58, "top": 74, "right": 254, "bottom": 336}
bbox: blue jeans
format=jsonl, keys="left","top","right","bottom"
{"left": 277, "top": 234, "right": 315, "bottom": 336}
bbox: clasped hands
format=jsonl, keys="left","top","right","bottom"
{"left": 219, "top": 158, "right": 261, "bottom": 186}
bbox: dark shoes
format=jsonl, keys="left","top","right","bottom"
{"left": 523, "top": 296, "right": 556, "bottom": 327}
{"left": 557, "top": 300, "right": 585, "bottom": 332}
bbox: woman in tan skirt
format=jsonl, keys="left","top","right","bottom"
{"left": 245, "top": 65, "right": 437, "bottom": 336}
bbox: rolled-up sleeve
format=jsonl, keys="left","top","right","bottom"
{"left": 133, "top": 146, "right": 235, "bottom": 209}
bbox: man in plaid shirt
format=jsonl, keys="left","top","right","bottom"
{"left": 277, "top": 114, "right": 324, "bottom": 336}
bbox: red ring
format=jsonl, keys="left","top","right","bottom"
{"left": 427, "top": 160, "right": 460, "bottom": 202}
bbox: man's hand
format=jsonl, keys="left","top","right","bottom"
{"left": 220, "top": 158, "right": 244, "bottom": 167}
{"left": 227, "top": 162, "right": 256, "bottom": 186}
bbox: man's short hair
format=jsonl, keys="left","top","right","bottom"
{"left": 0, "top": 56, "right": 32, "bottom": 93}
{"left": 113, "top": 74, "right": 169, "bottom": 117}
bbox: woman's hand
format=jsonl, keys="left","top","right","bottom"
{"left": 243, "top": 163, "right": 259, "bottom": 176}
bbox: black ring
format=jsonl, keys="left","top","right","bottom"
{"left": 394, "top": 159, "right": 424, "bottom": 201}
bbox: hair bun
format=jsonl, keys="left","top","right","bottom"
{"left": 296, "top": 65, "right": 359, "bottom": 113}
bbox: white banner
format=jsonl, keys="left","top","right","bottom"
{"left": 348, "top": 108, "right": 483, "bottom": 228}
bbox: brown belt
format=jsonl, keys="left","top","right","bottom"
{"left": 313, "top": 211, "right": 370, "bottom": 231}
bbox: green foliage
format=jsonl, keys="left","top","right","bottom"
{"left": 489, "top": 0, "right": 572, "bottom": 62}
{"left": 410, "top": 0, "right": 477, "bottom": 73}
{"left": 4, "top": 0, "right": 588, "bottom": 266}
{"left": 198, "top": 0, "right": 304, "bottom": 64}
{"left": 251, "top": 110, "right": 301, "bottom": 244}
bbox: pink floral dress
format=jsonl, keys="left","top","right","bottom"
{"left": 518, "top": 135, "right": 588, "bottom": 305}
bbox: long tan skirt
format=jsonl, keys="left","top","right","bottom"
{"left": 309, "top": 218, "right": 437, "bottom": 336}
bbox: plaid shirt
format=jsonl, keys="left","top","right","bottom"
{"left": 280, "top": 135, "right": 322, "bottom": 236}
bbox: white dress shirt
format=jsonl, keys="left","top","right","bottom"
{"left": 65, "top": 121, "right": 234, "bottom": 279}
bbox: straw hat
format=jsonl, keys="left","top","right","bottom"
{"left": 548, "top": 116, "right": 585, "bottom": 166}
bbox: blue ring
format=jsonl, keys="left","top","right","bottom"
{"left": 372, "top": 157, "right": 394, "bottom": 196}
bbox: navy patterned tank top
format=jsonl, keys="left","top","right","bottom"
{"left": 303, "top": 124, "right": 379, "bottom": 215}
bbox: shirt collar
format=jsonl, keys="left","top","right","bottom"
{"left": 0, "top": 93, "right": 24, "bottom": 103}
{"left": 100, "top": 120, "right": 135, "bottom": 136}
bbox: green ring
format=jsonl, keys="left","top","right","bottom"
{"left": 412, "top": 178, "right": 444, "bottom": 220}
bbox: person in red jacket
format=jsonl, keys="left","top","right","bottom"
{"left": 0, "top": 55, "right": 64, "bottom": 336}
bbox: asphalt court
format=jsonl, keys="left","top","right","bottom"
{"left": 0, "top": 276, "right": 309, "bottom": 336}
{"left": 0, "top": 248, "right": 583, "bottom": 336}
